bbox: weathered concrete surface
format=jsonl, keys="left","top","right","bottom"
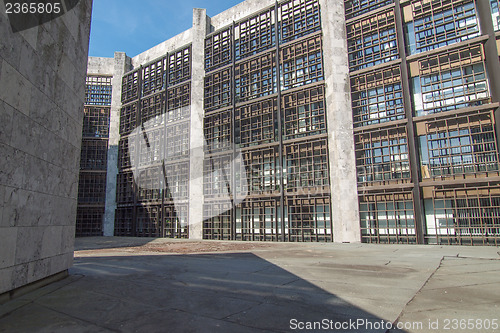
{"left": 0, "top": 1, "right": 92, "bottom": 295}
{"left": 0, "top": 238, "right": 498, "bottom": 332}
{"left": 320, "top": 0, "right": 361, "bottom": 243}
{"left": 188, "top": 9, "right": 210, "bottom": 240}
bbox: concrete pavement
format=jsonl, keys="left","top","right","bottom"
{"left": 0, "top": 237, "right": 499, "bottom": 332}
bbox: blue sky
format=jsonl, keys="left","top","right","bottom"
{"left": 89, "top": 0, "right": 244, "bottom": 58}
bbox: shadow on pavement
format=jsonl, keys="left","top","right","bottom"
{"left": 0, "top": 252, "right": 407, "bottom": 332}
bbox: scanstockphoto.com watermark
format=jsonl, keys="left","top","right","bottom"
{"left": 289, "top": 318, "right": 499, "bottom": 331}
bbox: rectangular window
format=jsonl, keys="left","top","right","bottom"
{"left": 204, "top": 68, "right": 232, "bottom": 111}
{"left": 168, "top": 45, "right": 191, "bottom": 86}
{"left": 355, "top": 125, "right": 411, "bottom": 185}
{"left": 142, "top": 57, "right": 166, "bottom": 97}
{"left": 205, "top": 27, "right": 233, "bottom": 72}
{"left": 235, "top": 8, "right": 275, "bottom": 60}
{"left": 347, "top": 9, "right": 398, "bottom": 72}
{"left": 279, "top": 0, "right": 321, "bottom": 44}
{"left": 85, "top": 76, "right": 112, "bottom": 106}
{"left": 350, "top": 65, "right": 405, "bottom": 128}
{"left": 418, "top": 111, "right": 499, "bottom": 180}
{"left": 235, "top": 52, "right": 277, "bottom": 103}
{"left": 280, "top": 35, "right": 323, "bottom": 90}
{"left": 235, "top": 98, "right": 278, "bottom": 147}
{"left": 282, "top": 84, "right": 326, "bottom": 139}
{"left": 404, "top": 0, "right": 479, "bottom": 55}
{"left": 359, "top": 190, "right": 416, "bottom": 244}
{"left": 410, "top": 44, "right": 489, "bottom": 116}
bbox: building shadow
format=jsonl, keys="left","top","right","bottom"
{"left": 0, "top": 251, "right": 408, "bottom": 332}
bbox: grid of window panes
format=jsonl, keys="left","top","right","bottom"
{"left": 203, "top": 0, "right": 331, "bottom": 241}
{"left": 345, "top": 0, "right": 500, "bottom": 245}
{"left": 85, "top": 76, "right": 112, "bottom": 105}
{"left": 418, "top": 111, "right": 499, "bottom": 180}
{"left": 410, "top": 44, "right": 489, "bottom": 116}
{"left": 359, "top": 190, "right": 416, "bottom": 244}
{"left": 355, "top": 125, "right": 411, "bottom": 185}
{"left": 77, "top": 75, "right": 113, "bottom": 237}
{"left": 236, "top": 199, "right": 281, "bottom": 241}
{"left": 350, "top": 65, "right": 405, "bottom": 128}
{"left": 428, "top": 184, "right": 500, "bottom": 245}
{"left": 346, "top": 8, "right": 398, "bottom": 72}
{"left": 404, "top": 0, "right": 480, "bottom": 55}
{"left": 115, "top": 45, "right": 192, "bottom": 238}
{"left": 344, "top": 0, "right": 394, "bottom": 21}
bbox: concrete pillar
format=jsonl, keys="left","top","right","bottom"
{"left": 188, "top": 9, "right": 210, "bottom": 239}
{"left": 476, "top": 1, "right": 500, "bottom": 154}
{"left": 319, "top": 0, "right": 361, "bottom": 243}
{"left": 103, "top": 52, "right": 130, "bottom": 236}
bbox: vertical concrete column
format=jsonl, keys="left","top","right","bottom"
{"left": 189, "top": 9, "right": 210, "bottom": 239}
{"left": 476, "top": 1, "right": 500, "bottom": 153}
{"left": 103, "top": 52, "right": 130, "bottom": 236}
{"left": 319, "top": 0, "right": 361, "bottom": 243}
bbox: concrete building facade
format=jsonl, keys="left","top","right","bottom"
{"left": 0, "top": 1, "right": 92, "bottom": 297}
{"left": 82, "top": 0, "right": 500, "bottom": 245}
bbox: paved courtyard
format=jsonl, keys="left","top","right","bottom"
{"left": 0, "top": 237, "right": 499, "bottom": 332}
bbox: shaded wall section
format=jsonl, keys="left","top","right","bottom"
{"left": 0, "top": 1, "right": 93, "bottom": 295}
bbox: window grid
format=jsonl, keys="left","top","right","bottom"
{"left": 138, "top": 127, "right": 164, "bottom": 167}
{"left": 421, "top": 112, "right": 500, "bottom": 180}
{"left": 164, "top": 121, "right": 190, "bottom": 160}
{"left": 204, "top": 109, "right": 232, "bottom": 154}
{"left": 280, "top": 0, "right": 321, "bottom": 44}
{"left": 118, "top": 137, "right": 135, "bottom": 170}
{"left": 115, "top": 207, "right": 134, "bottom": 236}
{"left": 287, "top": 196, "right": 332, "bottom": 242}
{"left": 136, "top": 205, "right": 162, "bottom": 237}
{"left": 141, "top": 92, "right": 166, "bottom": 127}
{"left": 344, "top": 0, "right": 394, "bottom": 21}
{"left": 164, "top": 162, "right": 189, "bottom": 200}
{"left": 359, "top": 190, "right": 416, "bottom": 244}
{"left": 120, "top": 102, "right": 138, "bottom": 136}
{"left": 346, "top": 9, "right": 398, "bottom": 72}
{"left": 164, "top": 203, "right": 189, "bottom": 238}
{"left": 284, "top": 139, "right": 330, "bottom": 194}
{"left": 235, "top": 52, "right": 277, "bottom": 103}
{"left": 76, "top": 207, "right": 104, "bottom": 237}
{"left": 167, "top": 83, "right": 191, "bottom": 121}
{"left": 235, "top": 8, "right": 275, "bottom": 61}
{"left": 80, "top": 139, "right": 108, "bottom": 171}
{"left": 203, "top": 201, "right": 233, "bottom": 240}
{"left": 204, "top": 68, "right": 232, "bottom": 111}
{"left": 350, "top": 65, "right": 405, "bottom": 128}
{"left": 405, "top": 0, "right": 479, "bottom": 55}
{"left": 241, "top": 147, "right": 281, "bottom": 196}
{"left": 205, "top": 27, "right": 233, "bottom": 72}
{"left": 280, "top": 36, "right": 323, "bottom": 90}
{"left": 122, "top": 70, "right": 140, "bottom": 103}
{"left": 142, "top": 58, "right": 167, "bottom": 97}
{"left": 282, "top": 84, "right": 326, "bottom": 140}
{"left": 431, "top": 185, "right": 500, "bottom": 245}
{"left": 355, "top": 125, "right": 411, "bottom": 185}
{"left": 168, "top": 45, "right": 191, "bottom": 86}
{"left": 236, "top": 199, "right": 280, "bottom": 241}
{"left": 82, "top": 107, "right": 110, "bottom": 138}
{"left": 235, "top": 98, "right": 278, "bottom": 147}
{"left": 411, "top": 44, "right": 489, "bottom": 116}
{"left": 136, "top": 166, "right": 163, "bottom": 203}
{"left": 78, "top": 173, "right": 107, "bottom": 204}
{"left": 203, "top": 155, "right": 233, "bottom": 197}
{"left": 85, "top": 76, "right": 112, "bottom": 106}
{"left": 116, "top": 171, "right": 135, "bottom": 204}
